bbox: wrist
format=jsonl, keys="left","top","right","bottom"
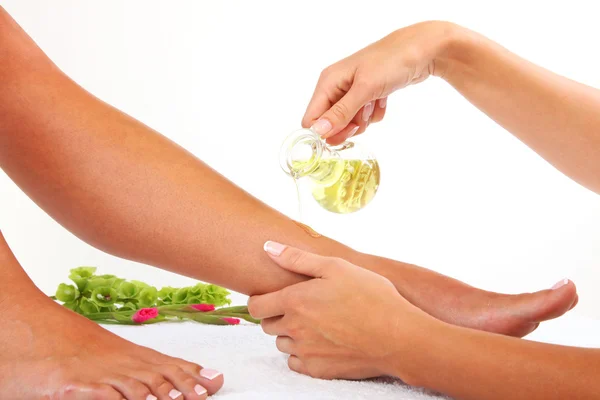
{"left": 431, "top": 21, "right": 479, "bottom": 82}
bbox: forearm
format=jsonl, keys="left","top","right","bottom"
{"left": 390, "top": 318, "right": 600, "bottom": 399}
{"left": 0, "top": 11, "right": 381, "bottom": 296}
{"left": 0, "top": 71, "right": 344, "bottom": 295}
{"left": 440, "top": 24, "right": 600, "bottom": 194}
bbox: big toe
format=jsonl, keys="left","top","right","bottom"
{"left": 516, "top": 279, "right": 578, "bottom": 323}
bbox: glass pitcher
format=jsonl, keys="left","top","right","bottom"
{"left": 279, "top": 128, "right": 380, "bottom": 214}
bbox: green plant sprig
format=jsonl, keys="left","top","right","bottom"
{"left": 52, "top": 267, "right": 258, "bottom": 326}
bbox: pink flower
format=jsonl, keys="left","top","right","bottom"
{"left": 132, "top": 307, "right": 159, "bottom": 323}
{"left": 190, "top": 304, "right": 216, "bottom": 312}
{"left": 222, "top": 317, "right": 240, "bottom": 325}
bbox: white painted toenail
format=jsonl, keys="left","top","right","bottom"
{"left": 200, "top": 368, "right": 222, "bottom": 380}
{"left": 194, "top": 384, "right": 207, "bottom": 395}
{"left": 146, "top": 395, "right": 158, "bottom": 400}
{"left": 551, "top": 278, "right": 570, "bottom": 290}
{"left": 168, "top": 389, "right": 182, "bottom": 399}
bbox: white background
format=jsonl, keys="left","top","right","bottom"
{"left": 1, "top": 0, "right": 599, "bottom": 318}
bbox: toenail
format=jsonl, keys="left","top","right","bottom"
{"left": 194, "top": 384, "right": 207, "bottom": 395}
{"left": 168, "top": 389, "right": 182, "bottom": 399}
{"left": 200, "top": 368, "right": 222, "bottom": 380}
{"left": 146, "top": 395, "right": 157, "bottom": 400}
{"left": 551, "top": 278, "right": 570, "bottom": 290}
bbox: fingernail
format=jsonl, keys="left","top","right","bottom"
{"left": 263, "top": 241, "right": 286, "bottom": 256}
{"left": 146, "top": 396, "right": 158, "bottom": 400}
{"left": 168, "top": 389, "right": 182, "bottom": 399}
{"left": 362, "top": 102, "right": 373, "bottom": 121}
{"left": 200, "top": 368, "right": 223, "bottom": 380}
{"left": 194, "top": 384, "right": 208, "bottom": 395}
{"left": 348, "top": 126, "right": 359, "bottom": 138}
{"left": 311, "top": 119, "right": 332, "bottom": 136}
{"left": 378, "top": 98, "right": 387, "bottom": 108}
{"left": 551, "top": 278, "right": 570, "bottom": 290}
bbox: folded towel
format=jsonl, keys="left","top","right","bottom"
{"left": 106, "top": 314, "right": 600, "bottom": 399}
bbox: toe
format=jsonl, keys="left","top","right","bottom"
{"left": 103, "top": 375, "right": 153, "bottom": 400}
{"left": 570, "top": 293, "right": 579, "bottom": 310}
{"left": 125, "top": 369, "right": 178, "bottom": 400}
{"left": 62, "top": 383, "right": 124, "bottom": 400}
{"left": 509, "top": 279, "right": 577, "bottom": 329}
{"left": 155, "top": 364, "right": 207, "bottom": 400}
{"left": 536, "top": 280, "right": 578, "bottom": 321}
{"left": 167, "top": 357, "right": 224, "bottom": 395}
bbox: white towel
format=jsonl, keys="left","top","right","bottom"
{"left": 105, "top": 314, "right": 600, "bottom": 399}
{"left": 106, "top": 322, "right": 447, "bottom": 399}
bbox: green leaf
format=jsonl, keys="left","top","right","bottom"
{"left": 111, "top": 278, "right": 126, "bottom": 289}
{"left": 158, "top": 286, "right": 176, "bottom": 299}
{"left": 113, "top": 311, "right": 136, "bottom": 323}
{"left": 63, "top": 300, "right": 79, "bottom": 311}
{"left": 204, "top": 284, "right": 231, "bottom": 306}
{"left": 117, "top": 281, "right": 139, "bottom": 299}
{"left": 79, "top": 297, "right": 100, "bottom": 314}
{"left": 136, "top": 287, "right": 158, "bottom": 308}
{"left": 119, "top": 302, "right": 138, "bottom": 312}
{"left": 173, "top": 287, "right": 190, "bottom": 304}
{"left": 187, "top": 295, "right": 203, "bottom": 305}
{"left": 131, "top": 280, "right": 150, "bottom": 289}
{"left": 70, "top": 266, "right": 97, "bottom": 278}
{"left": 96, "top": 274, "right": 117, "bottom": 279}
{"left": 85, "top": 278, "right": 116, "bottom": 293}
{"left": 189, "top": 283, "right": 206, "bottom": 296}
{"left": 68, "top": 266, "right": 97, "bottom": 292}
{"left": 90, "top": 286, "right": 118, "bottom": 307}
{"left": 56, "top": 283, "right": 80, "bottom": 303}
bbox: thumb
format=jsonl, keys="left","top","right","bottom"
{"left": 313, "top": 84, "right": 373, "bottom": 138}
{"left": 263, "top": 241, "right": 334, "bottom": 278}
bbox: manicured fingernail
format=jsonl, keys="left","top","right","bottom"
{"left": 194, "top": 384, "right": 207, "bottom": 395}
{"left": 168, "top": 389, "right": 182, "bottom": 399}
{"left": 551, "top": 279, "right": 570, "bottom": 290}
{"left": 263, "top": 241, "right": 286, "bottom": 256}
{"left": 362, "top": 102, "right": 373, "bottom": 121}
{"left": 378, "top": 98, "right": 387, "bottom": 108}
{"left": 311, "top": 119, "right": 332, "bottom": 136}
{"left": 348, "top": 126, "right": 359, "bottom": 138}
{"left": 146, "top": 395, "right": 158, "bottom": 400}
{"left": 200, "top": 368, "right": 223, "bottom": 380}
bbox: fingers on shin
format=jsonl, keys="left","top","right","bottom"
{"left": 261, "top": 316, "right": 287, "bottom": 336}
{"left": 275, "top": 336, "right": 295, "bottom": 355}
{"left": 248, "top": 291, "right": 285, "bottom": 319}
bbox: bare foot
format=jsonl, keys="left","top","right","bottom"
{"left": 369, "top": 256, "right": 578, "bottom": 337}
{"left": 0, "top": 235, "right": 223, "bottom": 399}
{"left": 439, "top": 280, "right": 578, "bottom": 337}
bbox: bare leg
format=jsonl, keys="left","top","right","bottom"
{"left": 0, "top": 7, "right": 576, "bottom": 338}
{"left": 0, "top": 231, "right": 223, "bottom": 399}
